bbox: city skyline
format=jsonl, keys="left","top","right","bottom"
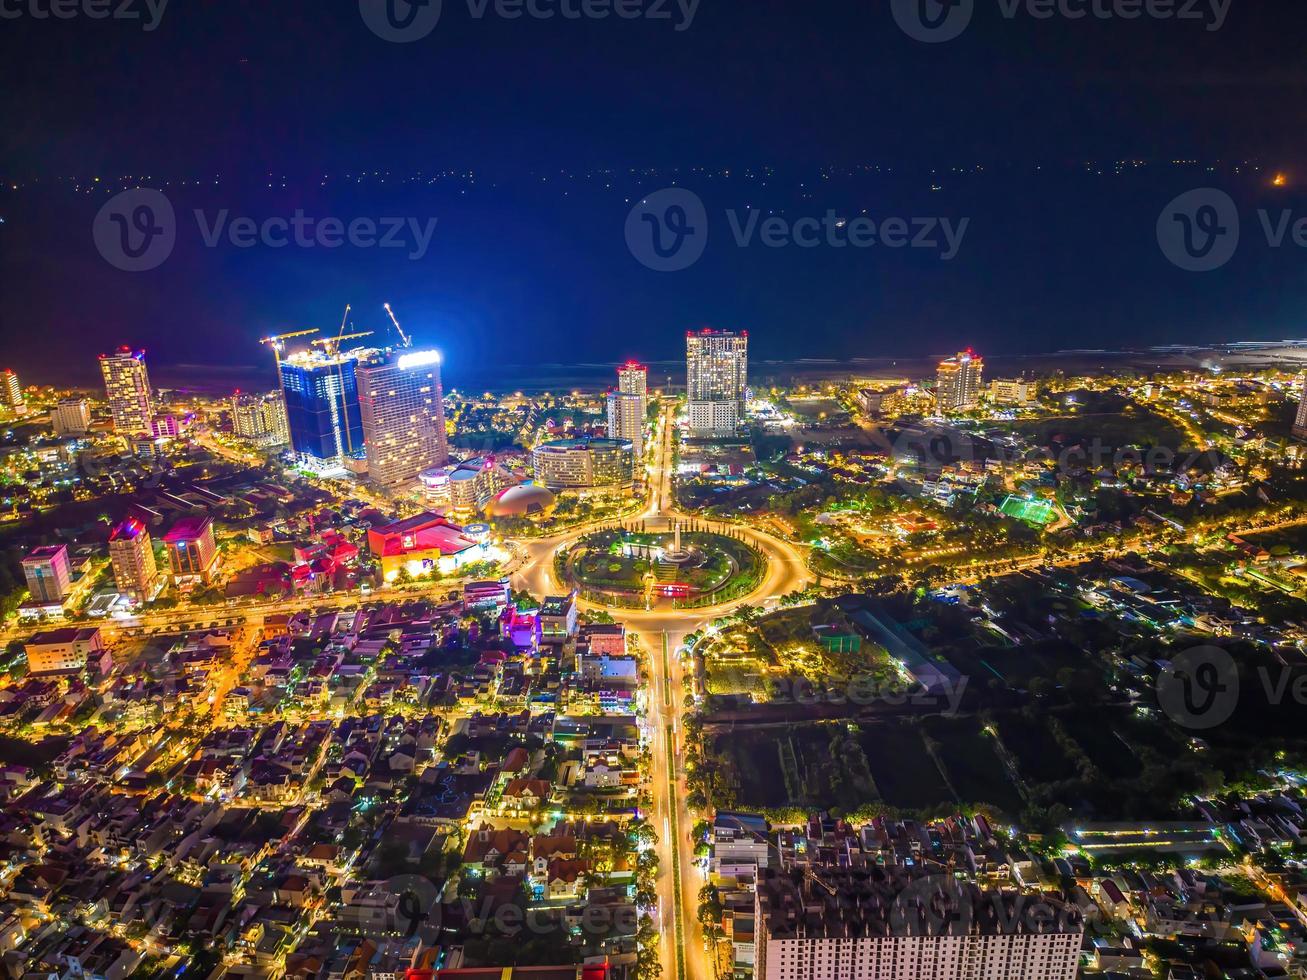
{"left": 5, "top": 4, "right": 1307, "bottom": 980}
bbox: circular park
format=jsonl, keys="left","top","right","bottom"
{"left": 560, "top": 522, "right": 766, "bottom": 608}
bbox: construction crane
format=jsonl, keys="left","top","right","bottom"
{"left": 311, "top": 331, "right": 374, "bottom": 357}
{"left": 260, "top": 329, "right": 319, "bottom": 366}
{"left": 260, "top": 328, "right": 319, "bottom": 383}
{"left": 310, "top": 304, "right": 376, "bottom": 356}
{"left": 382, "top": 303, "right": 412, "bottom": 348}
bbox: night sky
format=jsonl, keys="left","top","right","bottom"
{"left": 3, "top": 0, "right": 1307, "bottom": 388}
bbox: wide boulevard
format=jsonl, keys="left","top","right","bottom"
{"left": 511, "top": 404, "right": 813, "bottom": 980}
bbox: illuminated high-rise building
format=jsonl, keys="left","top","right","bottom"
{"left": 231, "top": 393, "right": 265, "bottom": 439}
{"left": 22, "top": 545, "right": 72, "bottom": 604}
{"left": 1, "top": 370, "right": 25, "bottom": 414}
{"left": 358, "top": 349, "right": 450, "bottom": 487}
{"left": 935, "top": 349, "right": 984, "bottom": 414}
{"left": 109, "top": 517, "right": 161, "bottom": 602}
{"left": 231, "top": 391, "right": 289, "bottom": 446}
{"left": 755, "top": 868, "right": 1083, "bottom": 980}
{"left": 1295, "top": 375, "right": 1307, "bottom": 440}
{"left": 98, "top": 347, "right": 154, "bottom": 434}
{"left": 262, "top": 392, "right": 290, "bottom": 445}
{"left": 606, "top": 361, "right": 648, "bottom": 471}
{"left": 279, "top": 349, "right": 366, "bottom": 473}
{"left": 687, "top": 329, "right": 748, "bottom": 436}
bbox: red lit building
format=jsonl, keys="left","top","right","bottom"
{"left": 367, "top": 512, "right": 480, "bottom": 581}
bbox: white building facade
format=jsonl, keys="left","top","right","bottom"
{"left": 687, "top": 329, "right": 748, "bottom": 437}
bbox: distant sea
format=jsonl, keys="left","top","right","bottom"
{"left": 44, "top": 344, "right": 1307, "bottom": 397}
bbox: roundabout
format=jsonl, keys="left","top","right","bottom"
{"left": 560, "top": 521, "right": 764, "bottom": 609}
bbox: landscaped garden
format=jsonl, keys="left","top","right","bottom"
{"left": 561, "top": 525, "right": 765, "bottom": 608}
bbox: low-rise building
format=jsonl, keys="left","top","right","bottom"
{"left": 539, "top": 594, "right": 578, "bottom": 643}
{"left": 713, "top": 811, "right": 772, "bottom": 872}
{"left": 989, "top": 378, "right": 1036, "bottom": 407}
{"left": 24, "top": 626, "right": 107, "bottom": 676}
{"left": 531, "top": 438, "right": 635, "bottom": 491}
{"left": 51, "top": 398, "right": 92, "bottom": 437}
{"left": 367, "top": 512, "right": 482, "bottom": 582}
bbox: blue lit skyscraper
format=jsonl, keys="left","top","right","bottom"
{"left": 279, "top": 350, "right": 366, "bottom": 473}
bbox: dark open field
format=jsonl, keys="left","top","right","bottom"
{"left": 717, "top": 716, "right": 1030, "bottom": 817}
{"left": 995, "top": 713, "right": 1075, "bottom": 783}
{"left": 858, "top": 721, "right": 952, "bottom": 810}
{"left": 922, "top": 716, "right": 1025, "bottom": 816}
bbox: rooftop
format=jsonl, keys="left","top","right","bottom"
{"left": 368, "top": 512, "right": 476, "bottom": 557}
{"left": 110, "top": 517, "right": 147, "bottom": 542}
{"left": 535, "top": 437, "right": 632, "bottom": 452}
{"left": 757, "top": 867, "right": 1083, "bottom": 941}
{"left": 27, "top": 627, "right": 100, "bottom": 645}
{"left": 163, "top": 516, "right": 214, "bottom": 543}
{"left": 23, "top": 545, "right": 67, "bottom": 562}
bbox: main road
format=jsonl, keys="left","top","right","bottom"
{"left": 511, "top": 403, "right": 813, "bottom": 980}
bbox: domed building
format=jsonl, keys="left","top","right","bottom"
{"left": 486, "top": 483, "right": 557, "bottom": 519}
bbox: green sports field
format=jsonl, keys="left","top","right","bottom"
{"left": 1000, "top": 495, "right": 1056, "bottom": 526}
